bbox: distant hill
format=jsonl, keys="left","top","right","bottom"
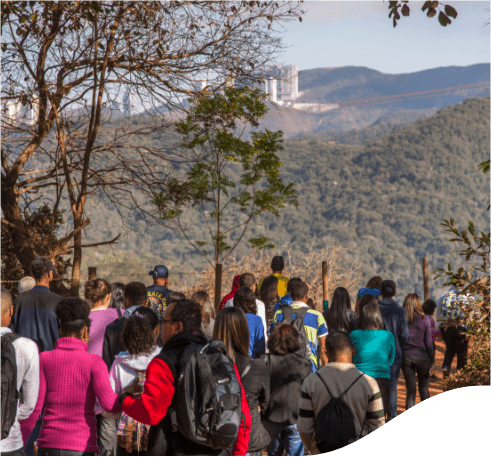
{"left": 79, "top": 97, "right": 490, "bottom": 299}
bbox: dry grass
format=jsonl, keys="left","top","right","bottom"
{"left": 183, "top": 244, "right": 362, "bottom": 311}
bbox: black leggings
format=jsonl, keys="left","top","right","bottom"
{"left": 401, "top": 353, "right": 432, "bottom": 410}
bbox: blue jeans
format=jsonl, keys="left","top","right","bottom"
{"left": 387, "top": 363, "right": 401, "bottom": 421}
{"left": 25, "top": 408, "right": 44, "bottom": 456}
{"left": 262, "top": 418, "right": 305, "bottom": 456}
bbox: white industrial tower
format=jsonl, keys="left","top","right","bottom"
{"left": 277, "top": 64, "right": 299, "bottom": 101}
{"left": 123, "top": 91, "right": 134, "bottom": 116}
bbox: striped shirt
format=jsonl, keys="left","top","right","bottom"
{"left": 298, "top": 362, "right": 385, "bottom": 453}
{"left": 271, "top": 302, "right": 328, "bottom": 371}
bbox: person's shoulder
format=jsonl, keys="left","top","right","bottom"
{"left": 106, "top": 316, "right": 124, "bottom": 331}
{"left": 360, "top": 371, "right": 380, "bottom": 393}
{"left": 255, "top": 298, "right": 265, "bottom": 306}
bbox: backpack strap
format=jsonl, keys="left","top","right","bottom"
{"left": 293, "top": 306, "right": 310, "bottom": 319}
{"left": 339, "top": 374, "right": 364, "bottom": 400}
{"left": 1, "top": 333, "right": 20, "bottom": 344}
{"left": 315, "top": 372, "right": 334, "bottom": 398}
{"left": 282, "top": 305, "right": 293, "bottom": 320}
{"left": 240, "top": 359, "right": 254, "bottom": 379}
{"left": 116, "top": 307, "right": 123, "bottom": 319}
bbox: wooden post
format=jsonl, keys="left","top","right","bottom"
{"left": 88, "top": 267, "right": 97, "bottom": 280}
{"left": 322, "top": 261, "right": 328, "bottom": 309}
{"left": 214, "top": 263, "right": 222, "bottom": 312}
{"left": 422, "top": 257, "right": 429, "bottom": 301}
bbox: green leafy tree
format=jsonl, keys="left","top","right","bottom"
{"left": 153, "top": 87, "right": 298, "bottom": 304}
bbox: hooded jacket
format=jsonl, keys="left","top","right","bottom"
{"left": 377, "top": 298, "right": 410, "bottom": 365}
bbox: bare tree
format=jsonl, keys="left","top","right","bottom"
{"left": 1, "top": 1, "right": 303, "bottom": 295}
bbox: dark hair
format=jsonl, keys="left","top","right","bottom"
{"left": 1, "top": 287, "right": 13, "bottom": 313}
{"left": 271, "top": 256, "right": 285, "bottom": 272}
{"left": 84, "top": 278, "right": 111, "bottom": 305}
{"left": 366, "top": 276, "right": 383, "bottom": 290}
{"left": 422, "top": 299, "right": 437, "bottom": 315}
{"left": 381, "top": 279, "right": 396, "bottom": 298}
{"left": 122, "top": 307, "right": 159, "bottom": 356}
{"left": 306, "top": 298, "right": 316, "bottom": 310}
{"left": 358, "top": 294, "right": 378, "bottom": 320}
{"left": 55, "top": 298, "right": 91, "bottom": 338}
{"left": 110, "top": 282, "right": 125, "bottom": 309}
{"left": 124, "top": 282, "right": 148, "bottom": 308}
{"left": 325, "top": 287, "right": 352, "bottom": 332}
{"left": 290, "top": 281, "right": 308, "bottom": 301}
{"left": 403, "top": 293, "right": 425, "bottom": 324}
{"left": 213, "top": 307, "right": 250, "bottom": 364}
{"left": 259, "top": 275, "right": 279, "bottom": 326}
{"left": 287, "top": 277, "right": 302, "bottom": 294}
{"left": 267, "top": 323, "right": 300, "bottom": 355}
{"left": 233, "top": 287, "right": 257, "bottom": 315}
{"left": 239, "top": 273, "right": 256, "bottom": 289}
{"left": 168, "top": 299, "right": 202, "bottom": 331}
{"left": 324, "top": 331, "right": 354, "bottom": 362}
{"left": 167, "top": 291, "right": 186, "bottom": 304}
{"left": 191, "top": 291, "right": 215, "bottom": 327}
{"left": 359, "top": 301, "right": 384, "bottom": 331}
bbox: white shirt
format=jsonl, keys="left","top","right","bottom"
{"left": 225, "top": 297, "right": 268, "bottom": 346}
{"left": 0, "top": 327, "right": 40, "bottom": 453}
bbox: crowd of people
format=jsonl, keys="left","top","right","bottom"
{"left": 1, "top": 255, "right": 470, "bottom": 456}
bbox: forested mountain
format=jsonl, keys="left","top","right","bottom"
{"left": 80, "top": 97, "right": 490, "bottom": 299}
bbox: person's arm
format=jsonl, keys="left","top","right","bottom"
{"left": 102, "top": 326, "right": 113, "bottom": 371}
{"left": 20, "top": 356, "right": 46, "bottom": 441}
{"left": 318, "top": 336, "right": 328, "bottom": 367}
{"left": 258, "top": 361, "right": 270, "bottom": 412}
{"left": 363, "top": 376, "right": 385, "bottom": 435}
{"left": 256, "top": 319, "right": 266, "bottom": 358}
{"left": 399, "top": 308, "right": 410, "bottom": 348}
{"left": 387, "top": 333, "right": 396, "bottom": 367}
{"left": 121, "top": 357, "right": 175, "bottom": 426}
{"left": 232, "top": 363, "right": 251, "bottom": 456}
{"left": 317, "top": 313, "right": 329, "bottom": 366}
{"left": 423, "top": 319, "right": 435, "bottom": 362}
{"left": 297, "top": 376, "right": 315, "bottom": 453}
{"left": 17, "top": 340, "right": 40, "bottom": 422}
{"left": 92, "top": 357, "right": 120, "bottom": 414}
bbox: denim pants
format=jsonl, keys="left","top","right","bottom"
{"left": 37, "top": 449, "right": 97, "bottom": 456}
{"left": 387, "top": 363, "right": 401, "bottom": 422}
{"left": 262, "top": 418, "right": 305, "bottom": 456}
{"left": 401, "top": 353, "right": 432, "bottom": 410}
{"left": 25, "top": 408, "right": 44, "bottom": 455}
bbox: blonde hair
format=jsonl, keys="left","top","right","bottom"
{"left": 213, "top": 307, "right": 250, "bottom": 364}
{"left": 403, "top": 293, "right": 425, "bottom": 324}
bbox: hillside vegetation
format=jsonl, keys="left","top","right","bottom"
{"left": 79, "top": 97, "right": 490, "bottom": 300}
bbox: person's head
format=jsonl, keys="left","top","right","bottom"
{"left": 422, "top": 299, "right": 437, "bottom": 316}
{"left": 267, "top": 323, "right": 300, "bottom": 355}
{"left": 18, "top": 276, "right": 36, "bottom": 294}
{"left": 162, "top": 299, "right": 202, "bottom": 343}
{"left": 84, "top": 278, "right": 111, "bottom": 308}
{"left": 259, "top": 274, "right": 279, "bottom": 324}
{"left": 366, "top": 276, "right": 383, "bottom": 291}
{"left": 55, "top": 298, "right": 91, "bottom": 342}
{"left": 290, "top": 280, "right": 308, "bottom": 302}
{"left": 239, "top": 273, "right": 256, "bottom": 292}
{"left": 213, "top": 307, "right": 250, "bottom": 364}
{"left": 271, "top": 256, "right": 285, "bottom": 273}
{"left": 233, "top": 287, "right": 257, "bottom": 315}
{"left": 324, "top": 331, "right": 355, "bottom": 363}
{"left": 167, "top": 291, "right": 186, "bottom": 304}
{"left": 191, "top": 290, "right": 215, "bottom": 327}
{"left": 149, "top": 264, "right": 169, "bottom": 287}
{"left": 110, "top": 282, "right": 125, "bottom": 309}
{"left": 124, "top": 282, "right": 148, "bottom": 309}
{"left": 403, "top": 293, "right": 425, "bottom": 324}
{"left": 1, "top": 287, "right": 14, "bottom": 327}
{"left": 359, "top": 301, "right": 384, "bottom": 331}
{"left": 380, "top": 279, "right": 396, "bottom": 298}
{"left": 326, "top": 286, "right": 352, "bottom": 332}
{"left": 31, "top": 256, "right": 56, "bottom": 285}
{"left": 358, "top": 294, "right": 378, "bottom": 320}
{"left": 286, "top": 277, "right": 303, "bottom": 295}
{"left": 122, "top": 306, "right": 159, "bottom": 356}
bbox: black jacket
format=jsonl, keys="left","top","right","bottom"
{"left": 322, "top": 308, "right": 358, "bottom": 334}
{"left": 148, "top": 330, "right": 228, "bottom": 456}
{"left": 102, "top": 316, "right": 125, "bottom": 370}
{"left": 378, "top": 297, "right": 410, "bottom": 365}
{"left": 261, "top": 352, "right": 311, "bottom": 425}
{"left": 235, "top": 353, "right": 271, "bottom": 452}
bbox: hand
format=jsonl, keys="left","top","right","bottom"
{"left": 122, "top": 376, "right": 140, "bottom": 396}
{"left": 429, "top": 362, "right": 435, "bottom": 377}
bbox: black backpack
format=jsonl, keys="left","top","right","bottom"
{"left": 280, "top": 306, "right": 312, "bottom": 365}
{"left": 1, "top": 333, "right": 20, "bottom": 440}
{"left": 169, "top": 339, "right": 243, "bottom": 450}
{"left": 314, "top": 372, "right": 365, "bottom": 453}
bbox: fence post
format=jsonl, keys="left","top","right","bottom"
{"left": 322, "top": 261, "right": 328, "bottom": 310}
{"left": 88, "top": 267, "right": 97, "bottom": 280}
{"left": 422, "top": 257, "right": 429, "bottom": 301}
{"left": 214, "top": 263, "right": 222, "bottom": 312}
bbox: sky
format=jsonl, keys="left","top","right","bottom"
{"left": 278, "top": 0, "right": 490, "bottom": 74}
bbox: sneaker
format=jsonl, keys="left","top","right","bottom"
{"left": 442, "top": 366, "right": 450, "bottom": 378}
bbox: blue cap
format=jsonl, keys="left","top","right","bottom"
{"left": 149, "top": 265, "right": 169, "bottom": 278}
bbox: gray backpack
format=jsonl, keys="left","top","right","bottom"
{"left": 281, "top": 306, "right": 312, "bottom": 366}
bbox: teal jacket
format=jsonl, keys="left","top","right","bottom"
{"left": 349, "top": 330, "right": 395, "bottom": 379}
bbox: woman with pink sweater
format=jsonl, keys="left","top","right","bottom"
{"left": 22, "top": 298, "right": 121, "bottom": 456}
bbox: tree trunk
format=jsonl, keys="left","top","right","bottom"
{"left": 68, "top": 206, "right": 85, "bottom": 297}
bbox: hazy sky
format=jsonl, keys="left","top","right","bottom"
{"left": 278, "top": 1, "right": 490, "bottom": 74}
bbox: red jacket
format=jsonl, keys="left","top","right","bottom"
{"left": 122, "top": 357, "right": 251, "bottom": 455}
{"left": 219, "top": 275, "right": 241, "bottom": 310}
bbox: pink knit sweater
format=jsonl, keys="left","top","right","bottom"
{"left": 21, "top": 337, "right": 120, "bottom": 453}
